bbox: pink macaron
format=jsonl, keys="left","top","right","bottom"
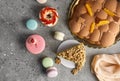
{"left": 46, "top": 67, "right": 58, "bottom": 78}
{"left": 26, "top": 34, "right": 45, "bottom": 54}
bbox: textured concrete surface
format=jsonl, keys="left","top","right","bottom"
{"left": 0, "top": 0, "right": 120, "bottom": 81}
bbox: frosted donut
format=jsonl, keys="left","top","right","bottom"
{"left": 54, "top": 31, "right": 65, "bottom": 41}
{"left": 39, "top": 7, "right": 59, "bottom": 27}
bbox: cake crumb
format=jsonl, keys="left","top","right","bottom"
{"left": 55, "top": 57, "right": 61, "bottom": 64}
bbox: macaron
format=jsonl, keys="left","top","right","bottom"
{"left": 46, "top": 67, "right": 58, "bottom": 78}
{"left": 36, "top": 0, "right": 47, "bottom": 4}
{"left": 54, "top": 31, "right": 65, "bottom": 41}
{"left": 26, "top": 19, "right": 38, "bottom": 30}
{"left": 26, "top": 34, "right": 45, "bottom": 54}
{"left": 42, "top": 57, "right": 54, "bottom": 68}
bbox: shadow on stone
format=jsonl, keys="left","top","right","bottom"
{"left": 37, "top": 56, "right": 47, "bottom": 74}
{"left": 18, "top": 33, "right": 31, "bottom": 50}
{"left": 21, "top": 18, "right": 30, "bottom": 29}
{"left": 30, "top": 5, "right": 46, "bottom": 19}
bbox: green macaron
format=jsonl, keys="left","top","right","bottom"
{"left": 42, "top": 57, "right": 54, "bottom": 68}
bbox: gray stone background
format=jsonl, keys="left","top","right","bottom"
{"left": 0, "top": 0, "right": 120, "bottom": 81}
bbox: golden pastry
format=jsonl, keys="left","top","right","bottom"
{"left": 68, "top": 0, "right": 120, "bottom": 47}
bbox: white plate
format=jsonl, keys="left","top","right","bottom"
{"left": 57, "top": 39, "right": 80, "bottom": 68}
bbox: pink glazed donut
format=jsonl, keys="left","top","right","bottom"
{"left": 26, "top": 34, "right": 45, "bottom": 54}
